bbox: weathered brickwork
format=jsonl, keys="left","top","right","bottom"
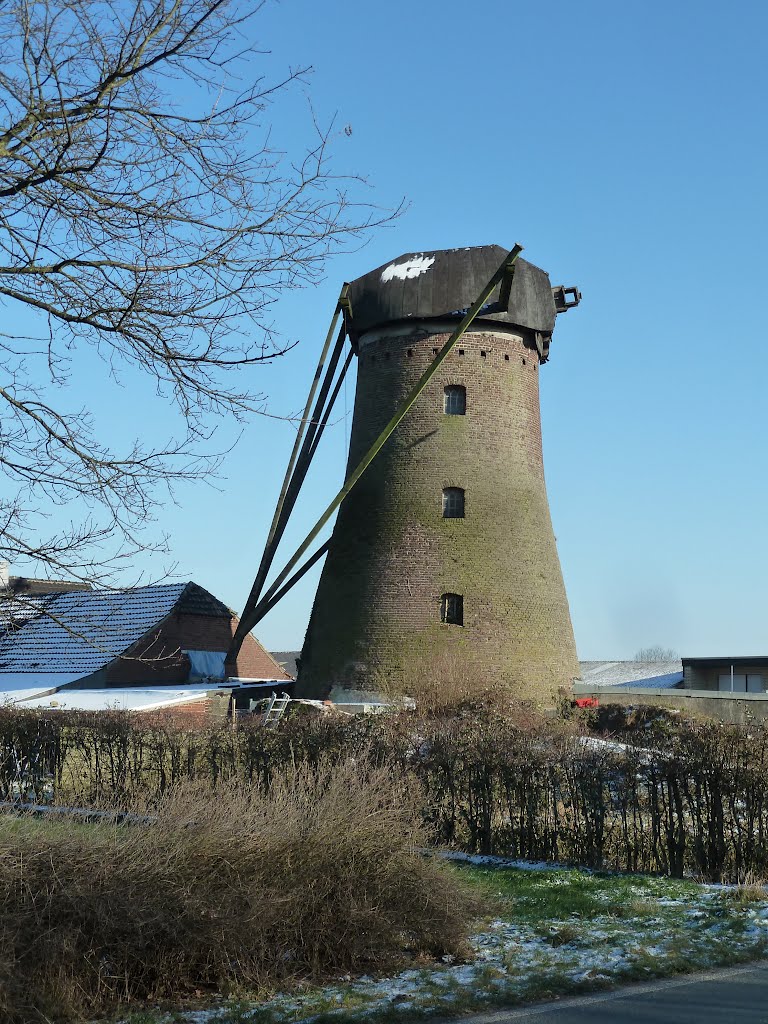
{"left": 296, "top": 324, "right": 578, "bottom": 703}
{"left": 139, "top": 690, "right": 232, "bottom": 725}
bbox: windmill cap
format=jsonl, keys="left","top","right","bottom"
{"left": 346, "top": 244, "right": 572, "bottom": 342}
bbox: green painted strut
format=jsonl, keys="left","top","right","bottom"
{"left": 262, "top": 283, "right": 349, "bottom": 559}
{"left": 234, "top": 244, "right": 523, "bottom": 641}
{"left": 229, "top": 286, "right": 350, "bottom": 658}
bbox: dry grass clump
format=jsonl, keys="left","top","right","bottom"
{"left": 0, "top": 762, "right": 477, "bottom": 1023}
{"left": 379, "top": 651, "right": 550, "bottom": 723}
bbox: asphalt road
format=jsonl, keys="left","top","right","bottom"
{"left": 453, "top": 962, "right": 768, "bottom": 1024}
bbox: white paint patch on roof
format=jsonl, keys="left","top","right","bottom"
{"left": 381, "top": 254, "right": 435, "bottom": 283}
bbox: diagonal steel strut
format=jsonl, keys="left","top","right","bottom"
{"left": 228, "top": 288, "right": 350, "bottom": 659}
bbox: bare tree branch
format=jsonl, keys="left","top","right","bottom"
{"left": 0, "top": 0, "right": 399, "bottom": 594}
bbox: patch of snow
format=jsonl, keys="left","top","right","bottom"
{"left": 438, "top": 850, "right": 575, "bottom": 872}
{"left": 579, "top": 736, "right": 631, "bottom": 754}
{"left": 23, "top": 687, "right": 209, "bottom": 712}
{"left": 145, "top": 864, "right": 768, "bottom": 1024}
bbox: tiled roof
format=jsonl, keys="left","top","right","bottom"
{"left": 0, "top": 583, "right": 192, "bottom": 674}
{"left": 271, "top": 650, "right": 300, "bottom": 679}
{"left": 0, "top": 594, "right": 50, "bottom": 635}
{"left": 175, "top": 584, "right": 231, "bottom": 618}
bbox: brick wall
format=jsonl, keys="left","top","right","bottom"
{"left": 297, "top": 323, "right": 578, "bottom": 703}
{"left": 105, "top": 612, "right": 290, "bottom": 685}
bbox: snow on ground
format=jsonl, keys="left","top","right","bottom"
{"left": 437, "top": 850, "right": 577, "bottom": 872}
{"left": 133, "top": 862, "right": 768, "bottom": 1024}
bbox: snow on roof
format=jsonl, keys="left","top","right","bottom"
{"left": 577, "top": 660, "right": 683, "bottom": 689}
{"left": 0, "top": 672, "right": 85, "bottom": 705}
{"left": 0, "top": 583, "right": 191, "bottom": 674}
{"left": 226, "top": 677, "right": 290, "bottom": 684}
{"left": 14, "top": 678, "right": 289, "bottom": 713}
{"left": 612, "top": 672, "right": 684, "bottom": 690}
{"left": 0, "top": 593, "right": 49, "bottom": 635}
{"left": 22, "top": 687, "right": 210, "bottom": 712}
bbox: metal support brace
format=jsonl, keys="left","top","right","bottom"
{"left": 277, "top": 323, "right": 348, "bottom": 528}
{"left": 306, "top": 348, "right": 355, "bottom": 466}
{"left": 268, "top": 284, "right": 350, "bottom": 553}
{"left": 251, "top": 539, "right": 331, "bottom": 623}
{"left": 233, "top": 244, "right": 524, "bottom": 640}
{"left": 228, "top": 287, "right": 350, "bottom": 660}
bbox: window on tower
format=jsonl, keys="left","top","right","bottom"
{"left": 440, "top": 593, "right": 464, "bottom": 626}
{"left": 443, "top": 385, "right": 466, "bottom": 415}
{"left": 442, "top": 487, "right": 465, "bottom": 518}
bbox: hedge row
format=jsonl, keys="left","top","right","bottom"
{"left": 2, "top": 702, "right": 767, "bottom": 882}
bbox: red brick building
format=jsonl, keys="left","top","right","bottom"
{"left": 0, "top": 582, "right": 291, "bottom": 702}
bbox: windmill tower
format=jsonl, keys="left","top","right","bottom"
{"left": 294, "top": 244, "right": 580, "bottom": 702}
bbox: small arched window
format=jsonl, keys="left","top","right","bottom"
{"left": 440, "top": 593, "right": 464, "bottom": 626}
{"left": 443, "top": 385, "right": 466, "bottom": 415}
{"left": 442, "top": 487, "right": 465, "bottom": 519}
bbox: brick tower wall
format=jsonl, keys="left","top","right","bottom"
{"left": 295, "top": 322, "right": 578, "bottom": 703}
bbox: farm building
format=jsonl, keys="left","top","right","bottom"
{"left": 573, "top": 656, "right": 768, "bottom": 724}
{"left": 0, "top": 581, "right": 291, "bottom": 716}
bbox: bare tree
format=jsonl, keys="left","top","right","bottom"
{"left": 0, "top": 0, "right": 393, "bottom": 589}
{"left": 633, "top": 646, "right": 678, "bottom": 662}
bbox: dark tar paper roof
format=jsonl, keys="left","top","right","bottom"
{"left": 346, "top": 245, "right": 557, "bottom": 340}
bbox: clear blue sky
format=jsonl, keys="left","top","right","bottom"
{"left": 28, "top": 0, "right": 768, "bottom": 659}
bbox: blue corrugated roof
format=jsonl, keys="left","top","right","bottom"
{"left": 612, "top": 672, "right": 684, "bottom": 690}
{"left": 0, "top": 583, "right": 190, "bottom": 674}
